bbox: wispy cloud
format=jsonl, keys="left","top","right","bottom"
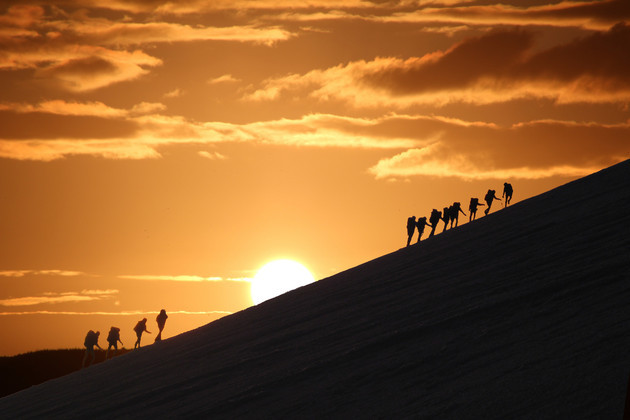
{"left": 198, "top": 151, "right": 227, "bottom": 160}
{"left": 0, "top": 289, "right": 118, "bottom": 307}
{"left": 0, "top": 5, "right": 292, "bottom": 92}
{"left": 246, "top": 23, "right": 630, "bottom": 107}
{"left": 375, "top": 0, "right": 630, "bottom": 31}
{"left": 367, "top": 118, "right": 630, "bottom": 180}
{"left": 0, "top": 310, "right": 233, "bottom": 316}
{"left": 0, "top": 109, "right": 420, "bottom": 161}
{"left": 0, "top": 269, "right": 88, "bottom": 278}
{"left": 118, "top": 275, "right": 252, "bottom": 282}
{"left": 207, "top": 74, "right": 241, "bottom": 85}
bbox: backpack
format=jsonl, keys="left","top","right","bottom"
{"left": 84, "top": 330, "right": 97, "bottom": 347}
{"left": 107, "top": 327, "right": 120, "bottom": 343}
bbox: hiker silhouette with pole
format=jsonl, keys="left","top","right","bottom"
{"left": 105, "top": 326, "right": 123, "bottom": 359}
{"left": 483, "top": 189, "right": 501, "bottom": 216}
{"left": 449, "top": 202, "right": 466, "bottom": 228}
{"left": 82, "top": 330, "right": 102, "bottom": 368}
{"left": 416, "top": 216, "right": 432, "bottom": 243}
{"left": 155, "top": 309, "right": 168, "bottom": 342}
{"left": 442, "top": 206, "right": 451, "bottom": 232}
{"left": 429, "top": 209, "right": 441, "bottom": 237}
{"left": 133, "top": 318, "right": 151, "bottom": 349}
{"left": 406, "top": 216, "right": 417, "bottom": 247}
{"left": 503, "top": 182, "right": 513, "bottom": 207}
{"left": 469, "top": 197, "right": 484, "bottom": 221}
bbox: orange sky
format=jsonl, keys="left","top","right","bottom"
{"left": 0, "top": 0, "right": 628, "bottom": 356}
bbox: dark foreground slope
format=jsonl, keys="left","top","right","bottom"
{"left": 0, "top": 349, "right": 132, "bottom": 398}
{"left": 1, "top": 161, "right": 629, "bottom": 419}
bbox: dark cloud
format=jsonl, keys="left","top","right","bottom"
{"left": 0, "top": 111, "right": 138, "bottom": 139}
{"left": 361, "top": 28, "right": 534, "bottom": 94}
{"left": 361, "top": 23, "right": 630, "bottom": 97}
{"left": 520, "top": 22, "right": 630, "bottom": 86}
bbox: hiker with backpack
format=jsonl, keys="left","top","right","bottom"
{"left": 429, "top": 209, "right": 441, "bottom": 237}
{"left": 133, "top": 318, "right": 151, "bottom": 349}
{"left": 155, "top": 309, "right": 168, "bottom": 342}
{"left": 449, "top": 202, "right": 466, "bottom": 228}
{"left": 503, "top": 182, "right": 513, "bottom": 207}
{"left": 105, "top": 326, "right": 123, "bottom": 359}
{"left": 82, "top": 330, "right": 102, "bottom": 368}
{"left": 469, "top": 197, "right": 484, "bottom": 221}
{"left": 442, "top": 206, "right": 451, "bottom": 233}
{"left": 406, "top": 216, "right": 417, "bottom": 247}
{"left": 484, "top": 189, "right": 501, "bottom": 216}
{"left": 416, "top": 216, "right": 432, "bottom": 243}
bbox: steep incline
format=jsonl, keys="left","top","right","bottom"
{"left": 1, "top": 160, "right": 629, "bottom": 419}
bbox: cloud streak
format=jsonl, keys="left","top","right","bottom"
{"left": 0, "top": 289, "right": 118, "bottom": 307}
{"left": 118, "top": 275, "right": 251, "bottom": 282}
{"left": 0, "top": 310, "right": 233, "bottom": 316}
{"left": 247, "top": 23, "right": 630, "bottom": 107}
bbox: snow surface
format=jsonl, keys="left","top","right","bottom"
{"left": 1, "top": 160, "right": 629, "bottom": 419}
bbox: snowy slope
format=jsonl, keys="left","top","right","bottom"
{"left": 1, "top": 160, "right": 629, "bottom": 419}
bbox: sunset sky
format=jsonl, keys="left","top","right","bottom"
{"left": 1, "top": 0, "right": 628, "bottom": 356}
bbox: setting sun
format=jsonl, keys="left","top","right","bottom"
{"left": 251, "top": 260, "right": 316, "bottom": 305}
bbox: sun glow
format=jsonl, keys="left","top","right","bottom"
{"left": 251, "top": 259, "right": 315, "bottom": 305}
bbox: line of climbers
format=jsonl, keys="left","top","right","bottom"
{"left": 406, "top": 183, "right": 513, "bottom": 247}
{"left": 82, "top": 309, "right": 168, "bottom": 368}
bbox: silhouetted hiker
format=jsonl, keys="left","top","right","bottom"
{"left": 406, "top": 216, "right": 417, "bottom": 246}
{"left": 155, "top": 309, "right": 168, "bottom": 342}
{"left": 429, "top": 209, "right": 441, "bottom": 237}
{"left": 442, "top": 206, "right": 451, "bottom": 232}
{"left": 503, "top": 182, "right": 513, "bottom": 207}
{"left": 82, "top": 330, "right": 102, "bottom": 368}
{"left": 469, "top": 197, "right": 484, "bottom": 221}
{"left": 105, "top": 326, "right": 123, "bottom": 359}
{"left": 133, "top": 318, "right": 151, "bottom": 349}
{"left": 415, "top": 216, "right": 432, "bottom": 243}
{"left": 484, "top": 189, "right": 501, "bottom": 216}
{"left": 450, "top": 202, "right": 466, "bottom": 228}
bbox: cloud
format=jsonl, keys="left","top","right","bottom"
{"left": 0, "top": 270, "right": 88, "bottom": 277}
{"left": 247, "top": 23, "right": 630, "bottom": 107}
{"left": 0, "top": 109, "right": 421, "bottom": 161}
{"left": 0, "top": 289, "right": 118, "bottom": 307}
{"left": 374, "top": 0, "right": 630, "bottom": 31}
{"left": 207, "top": 74, "right": 241, "bottom": 85}
{"left": 0, "top": 101, "right": 625, "bottom": 181}
{"left": 367, "top": 118, "right": 630, "bottom": 180}
{"left": 118, "top": 275, "right": 251, "bottom": 282}
{"left": 45, "top": 0, "right": 384, "bottom": 14}
{"left": 198, "top": 151, "right": 227, "bottom": 160}
{"left": 164, "top": 88, "right": 184, "bottom": 98}
{"left": 0, "top": 6, "right": 292, "bottom": 92}
{"left": 0, "top": 310, "right": 233, "bottom": 316}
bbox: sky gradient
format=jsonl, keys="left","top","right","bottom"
{"left": 1, "top": 0, "right": 628, "bottom": 356}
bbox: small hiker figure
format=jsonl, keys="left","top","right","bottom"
{"left": 503, "top": 182, "right": 513, "bottom": 207}
{"left": 406, "top": 216, "right": 417, "bottom": 247}
{"left": 105, "top": 326, "right": 123, "bottom": 359}
{"left": 429, "top": 209, "right": 441, "bottom": 237}
{"left": 469, "top": 197, "right": 484, "bottom": 221}
{"left": 442, "top": 206, "right": 451, "bottom": 233}
{"left": 82, "top": 330, "right": 102, "bottom": 368}
{"left": 416, "top": 216, "right": 432, "bottom": 243}
{"left": 483, "top": 189, "right": 501, "bottom": 216}
{"left": 133, "top": 318, "right": 151, "bottom": 349}
{"left": 155, "top": 309, "right": 168, "bottom": 342}
{"left": 450, "top": 202, "right": 466, "bottom": 228}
